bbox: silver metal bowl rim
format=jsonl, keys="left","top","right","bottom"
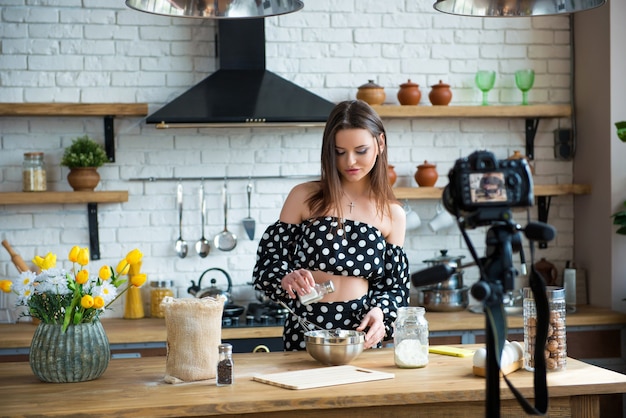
{"left": 304, "top": 329, "right": 365, "bottom": 344}
{"left": 420, "top": 285, "right": 470, "bottom": 294}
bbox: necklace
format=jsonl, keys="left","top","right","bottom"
{"left": 343, "top": 190, "right": 361, "bottom": 214}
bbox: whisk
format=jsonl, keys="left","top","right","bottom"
{"left": 278, "top": 301, "right": 324, "bottom": 332}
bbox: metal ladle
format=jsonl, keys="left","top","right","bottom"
{"left": 175, "top": 182, "right": 188, "bottom": 258}
{"left": 195, "top": 183, "right": 211, "bottom": 258}
{"left": 213, "top": 180, "right": 237, "bottom": 251}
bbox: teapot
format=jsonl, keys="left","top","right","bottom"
{"left": 188, "top": 267, "right": 233, "bottom": 304}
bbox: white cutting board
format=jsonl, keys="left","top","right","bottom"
{"left": 252, "top": 365, "right": 395, "bottom": 390}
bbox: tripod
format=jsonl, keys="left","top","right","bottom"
{"left": 464, "top": 214, "right": 550, "bottom": 417}
{"left": 469, "top": 221, "right": 519, "bottom": 417}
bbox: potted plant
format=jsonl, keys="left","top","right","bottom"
{"left": 612, "top": 121, "right": 626, "bottom": 231}
{"left": 61, "top": 135, "right": 109, "bottom": 191}
{"left": 616, "top": 121, "right": 626, "bottom": 143}
{"left": 611, "top": 121, "right": 626, "bottom": 303}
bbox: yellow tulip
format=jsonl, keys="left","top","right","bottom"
{"left": 98, "top": 265, "right": 112, "bottom": 281}
{"left": 81, "top": 294, "right": 94, "bottom": 309}
{"left": 130, "top": 273, "right": 147, "bottom": 287}
{"left": 0, "top": 279, "right": 12, "bottom": 293}
{"left": 76, "top": 269, "right": 89, "bottom": 285}
{"left": 116, "top": 260, "right": 130, "bottom": 275}
{"left": 125, "top": 249, "right": 143, "bottom": 265}
{"left": 32, "top": 252, "right": 57, "bottom": 270}
{"left": 68, "top": 246, "right": 81, "bottom": 263}
{"left": 76, "top": 247, "right": 89, "bottom": 266}
{"left": 93, "top": 296, "right": 105, "bottom": 309}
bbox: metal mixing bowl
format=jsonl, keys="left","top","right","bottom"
{"left": 304, "top": 329, "right": 365, "bottom": 365}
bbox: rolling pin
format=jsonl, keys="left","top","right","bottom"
{"left": 1, "top": 239, "right": 31, "bottom": 273}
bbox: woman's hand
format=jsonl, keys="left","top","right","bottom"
{"left": 281, "top": 269, "right": 316, "bottom": 299}
{"left": 357, "top": 307, "right": 385, "bottom": 349}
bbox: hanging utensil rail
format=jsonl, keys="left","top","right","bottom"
{"left": 127, "top": 175, "right": 317, "bottom": 182}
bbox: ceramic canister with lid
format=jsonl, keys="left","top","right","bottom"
{"left": 414, "top": 161, "right": 438, "bottom": 187}
{"left": 428, "top": 80, "right": 452, "bottom": 106}
{"left": 397, "top": 79, "right": 421, "bottom": 105}
{"left": 523, "top": 286, "right": 566, "bottom": 372}
{"left": 394, "top": 306, "right": 429, "bottom": 368}
{"left": 356, "top": 80, "right": 386, "bottom": 105}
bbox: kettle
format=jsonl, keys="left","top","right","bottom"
{"left": 188, "top": 267, "right": 233, "bottom": 305}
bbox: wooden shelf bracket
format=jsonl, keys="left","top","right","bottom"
{"left": 525, "top": 118, "right": 540, "bottom": 160}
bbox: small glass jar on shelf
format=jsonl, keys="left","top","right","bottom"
{"left": 22, "top": 152, "right": 47, "bottom": 192}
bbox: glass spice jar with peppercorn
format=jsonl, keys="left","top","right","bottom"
{"left": 216, "top": 343, "right": 234, "bottom": 386}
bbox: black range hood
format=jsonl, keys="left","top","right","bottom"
{"left": 148, "top": 19, "right": 334, "bottom": 128}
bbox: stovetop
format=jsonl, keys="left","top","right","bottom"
{"left": 221, "top": 302, "right": 288, "bottom": 328}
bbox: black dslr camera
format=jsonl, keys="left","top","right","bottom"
{"left": 442, "top": 150, "right": 533, "bottom": 227}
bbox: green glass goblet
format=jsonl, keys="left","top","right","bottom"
{"left": 475, "top": 70, "right": 496, "bottom": 106}
{"left": 515, "top": 69, "right": 535, "bottom": 105}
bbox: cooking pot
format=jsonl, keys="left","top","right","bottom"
{"left": 188, "top": 267, "right": 233, "bottom": 304}
{"left": 419, "top": 286, "right": 469, "bottom": 312}
{"left": 422, "top": 250, "right": 465, "bottom": 290}
{"left": 223, "top": 304, "right": 245, "bottom": 318}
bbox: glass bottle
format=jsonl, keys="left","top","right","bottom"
{"left": 22, "top": 152, "right": 47, "bottom": 192}
{"left": 523, "top": 286, "right": 566, "bottom": 372}
{"left": 394, "top": 306, "right": 429, "bottom": 368}
{"left": 216, "top": 343, "right": 234, "bottom": 386}
{"left": 299, "top": 280, "right": 335, "bottom": 305}
{"left": 150, "top": 280, "right": 174, "bottom": 318}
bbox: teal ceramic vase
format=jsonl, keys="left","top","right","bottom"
{"left": 29, "top": 320, "right": 110, "bottom": 383}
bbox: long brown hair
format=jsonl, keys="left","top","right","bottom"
{"left": 307, "top": 100, "right": 396, "bottom": 219}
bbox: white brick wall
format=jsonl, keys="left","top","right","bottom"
{"left": 0, "top": 1, "right": 574, "bottom": 316}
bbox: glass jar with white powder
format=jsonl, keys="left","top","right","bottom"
{"left": 299, "top": 280, "right": 335, "bottom": 305}
{"left": 394, "top": 306, "right": 429, "bottom": 368}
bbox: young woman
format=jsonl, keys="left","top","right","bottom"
{"left": 253, "top": 100, "right": 410, "bottom": 350}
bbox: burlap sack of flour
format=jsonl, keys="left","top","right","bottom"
{"left": 161, "top": 296, "right": 224, "bottom": 384}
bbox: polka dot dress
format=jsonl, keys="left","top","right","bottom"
{"left": 253, "top": 217, "right": 410, "bottom": 351}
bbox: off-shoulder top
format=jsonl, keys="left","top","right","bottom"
{"left": 252, "top": 216, "right": 410, "bottom": 340}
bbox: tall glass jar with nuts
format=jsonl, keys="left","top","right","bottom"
{"left": 523, "top": 286, "right": 566, "bottom": 372}
{"left": 22, "top": 152, "right": 47, "bottom": 192}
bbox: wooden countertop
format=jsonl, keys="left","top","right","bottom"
{"left": 2, "top": 346, "right": 625, "bottom": 417}
{"left": 1, "top": 305, "right": 624, "bottom": 349}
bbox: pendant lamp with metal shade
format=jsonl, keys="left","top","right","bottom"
{"left": 125, "top": 0, "right": 304, "bottom": 19}
{"left": 433, "top": 0, "right": 606, "bottom": 16}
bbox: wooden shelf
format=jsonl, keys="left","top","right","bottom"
{"left": 371, "top": 104, "right": 572, "bottom": 161}
{"left": 393, "top": 184, "right": 590, "bottom": 200}
{"left": 0, "top": 191, "right": 129, "bottom": 261}
{"left": 0, "top": 103, "right": 149, "bottom": 163}
{"left": 371, "top": 104, "right": 572, "bottom": 119}
{"left": 0, "top": 191, "right": 128, "bottom": 205}
{"left": 0, "top": 103, "right": 148, "bottom": 117}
